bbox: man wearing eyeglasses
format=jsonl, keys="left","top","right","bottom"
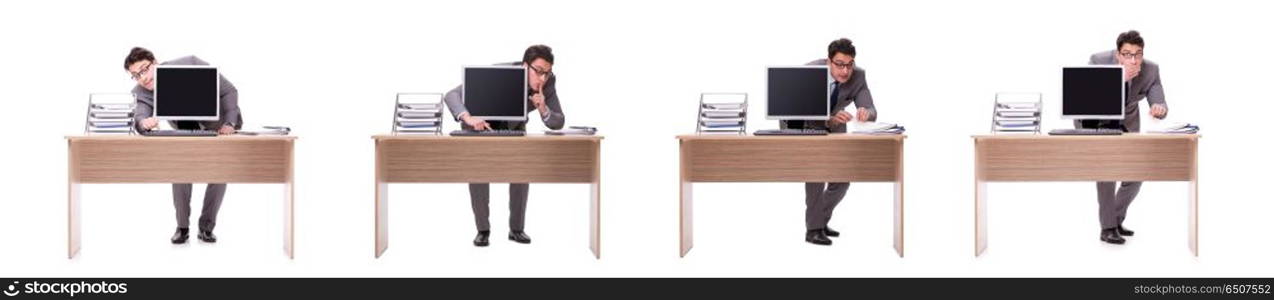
{"left": 122, "top": 47, "right": 243, "bottom": 244}
{"left": 1075, "top": 30, "right": 1168, "bottom": 245}
{"left": 782, "top": 38, "right": 877, "bottom": 246}
{"left": 443, "top": 44, "right": 565, "bottom": 247}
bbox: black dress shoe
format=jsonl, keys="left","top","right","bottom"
{"left": 823, "top": 227, "right": 840, "bottom": 238}
{"left": 473, "top": 231, "right": 490, "bottom": 247}
{"left": 508, "top": 231, "right": 532, "bottom": 244}
{"left": 1116, "top": 225, "right": 1135, "bottom": 237}
{"left": 1100, "top": 228, "right": 1125, "bottom": 245}
{"left": 805, "top": 230, "right": 832, "bottom": 246}
{"left": 197, "top": 230, "right": 217, "bottom": 243}
{"left": 170, "top": 228, "right": 190, "bottom": 244}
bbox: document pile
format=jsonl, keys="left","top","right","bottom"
{"left": 392, "top": 93, "right": 444, "bottom": 135}
{"left": 546, "top": 126, "right": 598, "bottom": 136}
{"left": 851, "top": 122, "right": 905, "bottom": 134}
{"left": 1146, "top": 121, "right": 1200, "bottom": 134}
{"left": 237, "top": 126, "right": 291, "bottom": 136}
{"left": 83, "top": 93, "right": 135, "bottom": 135}
{"left": 990, "top": 93, "right": 1042, "bottom": 134}
{"left": 696, "top": 93, "right": 748, "bottom": 135}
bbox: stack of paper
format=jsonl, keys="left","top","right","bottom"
{"left": 237, "top": 126, "right": 291, "bottom": 136}
{"left": 545, "top": 126, "right": 598, "bottom": 136}
{"left": 851, "top": 122, "right": 906, "bottom": 134}
{"left": 697, "top": 93, "right": 748, "bottom": 134}
{"left": 84, "top": 93, "right": 135, "bottom": 135}
{"left": 392, "top": 93, "right": 444, "bottom": 135}
{"left": 991, "top": 93, "right": 1042, "bottom": 134}
{"left": 1147, "top": 122, "right": 1200, "bottom": 134}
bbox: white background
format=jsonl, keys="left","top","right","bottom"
{"left": 1, "top": 0, "right": 1271, "bottom": 277}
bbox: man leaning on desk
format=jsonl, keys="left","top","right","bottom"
{"left": 1073, "top": 30, "right": 1169, "bottom": 245}
{"left": 780, "top": 38, "right": 877, "bottom": 246}
{"left": 443, "top": 44, "right": 565, "bottom": 247}
{"left": 123, "top": 47, "right": 243, "bottom": 244}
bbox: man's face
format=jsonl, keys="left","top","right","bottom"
{"left": 525, "top": 58, "right": 553, "bottom": 93}
{"left": 828, "top": 53, "right": 854, "bottom": 83}
{"left": 1115, "top": 43, "right": 1143, "bottom": 69}
{"left": 127, "top": 60, "right": 156, "bottom": 91}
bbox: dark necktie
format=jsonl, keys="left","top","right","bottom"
{"left": 829, "top": 82, "right": 841, "bottom": 114}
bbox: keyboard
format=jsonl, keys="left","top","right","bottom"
{"left": 753, "top": 129, "right": 829, "bottom": 136}
{"left": 449, "top": 129, "right": 526, "bottom": 137}
{"left": 1048, "top": 128, "right": 1124, "bottom": 136}
{"left": 141, "top": 129, "right": 218, "bottom": 137}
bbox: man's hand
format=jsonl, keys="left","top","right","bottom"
{"left": 530, "top": 93, "right": 549, "bottom": 117}
{"left": 855, "top": 107, "right": 870, "bottom": 123}
{"left": 829, "top": 110, "right": 853, "bottom": 125}
{"left": 140, "top": 117, "right": 159, "bottom": 130}
{"left": 1124, "top": 63, "right": 1141, "bottom": 81}
{"left": 218, "top": 125, "right": 236, "bottom": 135}
{"left": 461, "top": 113, "right": 491, "bottom": 130}
{"left": 1149, "top": 103, "right": 1167, "bottom": 119}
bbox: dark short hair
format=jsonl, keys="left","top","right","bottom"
{"left": 522, "top": 44, "right": 554, "bottom": 65}
{"left": 123, "top": 47, "right": 155, "bottom": 70}
{"left": 827, "top": 38, "right": 856, "bottom": 59}
{"left": 1116, "top": 30, "right": 1145, "bottom": 49}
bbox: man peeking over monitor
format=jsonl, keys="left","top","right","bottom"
{"left": 1073, "top": 30, "right": 1168, "bottom": 245}
{"left": 123, "top": 46, "right": 243, "bottom": 244}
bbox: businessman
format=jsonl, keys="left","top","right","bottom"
{"left": 443, "top": 44, "right": 565, "bottom": 247}
{"left": 1074, "top": 30, "right": 1168, "bottom": 245}
{"left": 123, "top": 47, "right": 243, "bottom": 244}
{"left": 781, "top": 38, "right": 877, "bottom": 245}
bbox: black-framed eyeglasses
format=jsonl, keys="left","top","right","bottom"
{"left": 1118, "top": 52, "right": 1144, "bottom": 60}
{"left": 129, "top": 61, "right": 153, "bottom": 80}
{"left": 529, "top": 65, "right": 552, "bottom": 78}
{"left": 831, "top": 60, "right": 854, "bottom": 70}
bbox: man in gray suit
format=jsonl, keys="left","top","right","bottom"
{"left": 443, "top": 44, "right": 565, "bottom": 247}
{"left": 1074, "top": 30, "right": 1168, "bottom": 245}
{"left": 781, "top": 38, "right": 878, "bottom": 245}
{"left": 123, "top": 47, "right": 243, "bottom": 244}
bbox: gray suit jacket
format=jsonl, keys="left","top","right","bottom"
{"left": 1073, "top": 50, "right": 1166, "bottom": 133}
{"left": 780, "top": 59, "right": 877, "bottom": 133}
{"left": 131, "top": 55, "right": 242, "bottom": 131}
{"left": 444, "top": 62, "right": 565, "bottom": 130}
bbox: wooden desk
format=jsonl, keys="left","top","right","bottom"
{"left": 972, "top": 134, "right": 1200, "bottom": 256}
{"left": 372, "top": 135, "right": 603, "bottom": 259}
{"left": 677, "top": 134, "right": 906, "bottom": 257}
{"left": 66, "top": 135, "right": 297, "bottom": 259}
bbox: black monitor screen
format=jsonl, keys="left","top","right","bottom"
{"left": 155, "top": 67, "right": 219, "bottom": 119}
{"left": 1062, "top": 67, "right": 1124, "bottom": 117}
{"left": 767, "top": 67, "right": 829, "bottom": 119}
{"left": 463, "top": 67, "right": 526, "bottom": 119}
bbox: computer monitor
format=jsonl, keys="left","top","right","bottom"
{"left": 1061, "top": 65, "right": 1125, "bottom": 120}
{"left": 463, "top": 65, "right": 527, "bottom": 121}
{"left": 766, "top": 65, "right": 829, "bottom": 120}
{"left": 154, "top": 65, "right": 220, "bottom": 121}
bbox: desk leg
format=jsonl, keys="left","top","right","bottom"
{"left": 284, "top": 181, "right": 295, "bottom": 259}
{"left": 589, "top": 142, "right": 602, "bottom": 259}
{"left": 1187, "top": 139, "right": 1199, "bottom": 257}
{"left": 679, "top": 142, "right": 694, "bottom": 258}
{"left": 373, "top": 140, "right": 391, "bottom": 258}
{"left": 590, "top": 182, "right": 601, "bottom": 259}
{"left": 375, "top": 141, "right": 390, "bottom": 258}
{"left": 1188, "top": 178, "right": 1198, "bottom": 256}
{"left": 893, "top": 182, "right": 904, "bottom": 258}
{"left": 68, "top": 182, "right": 81, "bottom": 259}
{"left": 281, "top": 141, "right": 296, "bottom": 259}
{"left": 893, "top": 142, "right": 905, "bottom": 257}
{"left": 374, "top": 181, "right": 388, "bottom": 258}
{"left": 975, "top": 180, "right": 988, "bottom": 257}
{"left": 680, "top": 181, "right": 693, "bottom": 258}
